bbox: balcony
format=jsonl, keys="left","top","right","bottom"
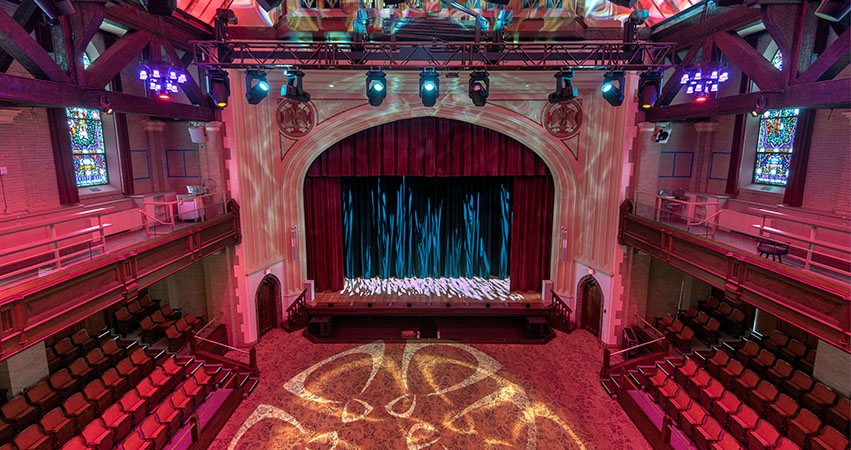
{"left": 0, "top": 194, "right": 241, "bottom": 361}
{"left": 619, "top": 194, "right": 850, "bottom": 352}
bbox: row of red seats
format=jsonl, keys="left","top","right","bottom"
{"left": 658, "top": 316, "right": 696, "bottom": 353}
{"left": 727, "top": 331, "right": 816, "bottom": 377}
{"left": 696, "top": 297, "right": 748, "bottom": 335}
{"left": 113, "top": 296, "right": 162, "bottom": 336}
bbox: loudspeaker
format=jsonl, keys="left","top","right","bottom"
{"left": 141, "top": 0, "right": 177, "bottom": 16}
{"left": 188, "top": 126, "right": 208, "bottom": 143}
{"left": 654, "top": 123, "right": 672, "bottom": 144}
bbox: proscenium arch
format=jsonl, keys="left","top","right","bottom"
{"left": 275, "top": 99, "right": 581, "bottom": 295}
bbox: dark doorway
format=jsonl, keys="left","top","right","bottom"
{"left": 256, "top": 275, "right": 281, "bottom": 338}
{"left": 580, "top": 277, "right": 603, "bottom": 337}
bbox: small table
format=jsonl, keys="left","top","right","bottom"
{"left": 525, "top": 317, "right": 549, "bottom": 339}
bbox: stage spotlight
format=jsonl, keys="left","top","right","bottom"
{"left": 548, "top": 70, "right": 578, "bottom": 104}
{"left": 141, "top": 0, "right": 176, "bottom": 16}
{"left": 815, "top": 0, "right": 850, "bottom": 21}
{"left": 419, "top": 69, "right": 440, "bottom": 107}
{"left": 468, "top": 70, "right": 489, "bottom": 107}
{"left": 206, "top": 69, "right": 230, "bottom": 108}
{"left": 244, "top": 70, "right": 269, "bottom": 105}
{"left": 282, "top": 68, "right": 311, "bottom": 103}
{"left": 256, "top": 0, "right": 284, "bottom": 11}
{"left": 365, "top": 70, "right": 387, "bottom": 106}
{"left": 637, "top": 71, "right": 662, "bottom": 110}
{"left": 33, "top": 0, "right": 74, "bottom": 19}
{"left": 600, "top": 71, "right": 625, "bottom": 107}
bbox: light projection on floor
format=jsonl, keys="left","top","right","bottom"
{"left": 340, "top": 277, "right": 526, "bottom": 301}
{"left": 226, "top": 341, "right": 585, "bottom": 449}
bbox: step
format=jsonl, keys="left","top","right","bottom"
{"left": 244, "top": 377, "right": 260, "bottom": 397}
{"left": 600, "top": 378, "right": 618, "bottom": 399}
{"left": 216, "top": 368, "right": 234, "bottom": 388}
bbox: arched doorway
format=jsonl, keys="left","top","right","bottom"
{"left": 578, "top": 276, "right": 603, "bottom": 337}
{"left": 255, "top": 275, "right": 281, "bottom": 338}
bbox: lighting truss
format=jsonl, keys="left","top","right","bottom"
{"left": 190, "top": 40, "right": 677, "bottom": 71}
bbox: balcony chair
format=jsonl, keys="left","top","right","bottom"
{"left": 803, "top": 383, "right": 838, "bottom": 416}
{"left": 116, "top": 358, "right": 142, "bottom": 386}
{"left": 45, "top": 347, "right": 63, "bottom": 373}
{"left": 59, "top": 436, "right": 87, "bottom": 450}
{"left": 139, "top": 415, "right": 168, "bottom": 450}
{"left": 68, "top": 358, "right": 95, "bottom": 386}
{"left": 774, "top": 438, "right": 802, "bottom": 450}
{"left": 61, "top": 392, "right": 94, "bottom": 432}
{"left": 149, "top": 366, "right": 174, "bottom": 393}
{"left": 674, "top": 326, "right": 695, "bottom": 353}
{"left": 0, "top": 419, "right": 11, "bottom": 446}
{"left": 114, "top": 307, "right": 136, "bottom": 336}
{"left": 765, "top": 360, "right": 794, "bottom": 387}
{"left": 169, "top": 389, "right": 193, "bottom": 420}
{"left": 699, "top": 379, "right": 725, "bottom": 410}
{"left": 694, "top": 416, "right": 723, "bottom": 450}
{"left": 175, "top": 318, "right": 193, "bottom": 338}
{"left": 100, "top": 338, "right": 127, "bottom": 365}
{"left": 13, "top": 423, "right": 52, "bottom": 450}
{"left": 786, "top": 408, "right": 823, "bottom": 448}
{"left": 161, "top": 357, "right": 186, "bottom": 382}
{"left": 666, "top": 388, "right": 692, "bottom": 419}
{"left": 24, "top": 382, "right": 59, "bottom": 415}
{"left": 693, "top": 312, "right": 710, "bottom": 328}
{"left": 666, "top": 320, "right": 685, "bottom": 338}
{"left": 48, "top": 369, "right": 80, "bottom": 401}
{"left": 676, "top": 358, "right": 700, "bottom": 385}
{"left": 82, "top": 379, "right": 113, "bottom": 414}
{"left": 698, "top": 296, "right": 722, "bottom": 315}
{"left": 53, "top": 338, "right": 81, "bottom": 364}
{"left": 101, "top": 367, "right": 129, "bottom": 399}
{"left": 701, "top": 319, "right": 721, "bottom": 345}
{"left": 154, "top": 401, "right": 182, "bottom": 435}
{"left": 130, "top": 349, "right": 155, "bottom": 377}
{"left": 681, "top": 306, "right": 699, "bottom": 325}
{"left": 655, "top": 379, "right": 680, "bottom": 407}
{"left": 193, "top": 367, "right": 215, "bottom": 396}
{"left": 704, "top": 349, "right": 731, "bottom": 379}
{"left": 714, "top": 302, "right": 733, "bottom": 320}
{"left": 138, "top": 295, "right": 159, "bottom": 314}
{"left": 135, "top": 378, "right": 162, "bottom": 412}
{"left": 736, "top": 339, "right": 762, "bottom": 365}
{"left": 102, "top": 403, "right": 132, "bottom": 442}
{"left": 798, "top": 348, "right": 816, "bottom": 374}
{"left": 748, "top": 380, "right": 779, "bottom": 414}
{"left": 718, "top": 358, "right": 745, "bottom": 390}
{"left": 85, "top": 348, "right": 111, "bottom": 374}
{"left": 749, "top": 349, "right": 777, "bottom": 376}
{"left": 184, "top": 313, "right": 202, "bottom": 331}
{"left": 160, "top": 305, "right": 181, "bottom": 321}
{"left": 180, "top": 378, "right": 205, "bottom": 409}
{"left": 656, "top": 314, "right": 675, "bottom": 331}
{"left": 150, "top": 310, "right": 174, "bottom": 331}
{"left": 779, "top": 339, "right": 808, "bottom": 364}
{"left": 687, "top": 369, "right": 712, "bottom": 399}
{"left": 139, "top": 317, "right": 159, "bottom": 344}
{"left": 765, "top": 393, "right": 799, "bottom": 431}
{"left": 782, "top": 370, "right": 814, "bottom": 401}
{"left": 729, "top": 404, "right": 760, "bottom": 442}
{"left": 722, "top": 308, "right": 746, "bottom": 335}
{"left": 127, "top": 300, "right": 145, "bottom": 320}
{"left": 165, "top": 325, "right": 185, "bottom": 353}
{"left": 70, "top": 329, "right": 96, "bottom": 354}
{"left": 40, "top": 406, "right": 75, "bottom": 448}
{"left": 1, "top": 395, "right": 38, "bottom": 433}
{"left": 118, "top": 390, "right": 147, "bottom": 426}
{"left": 746, "top": 419, "right": 780, "bottom": 450}
{"left": 732, "top": 369, "right": 760, "bottom": 400}
{"left": 809, "top": 425, "right": 849, "bottom": 450}
{"left": 80, "top": 418, "right": 114, "bottom": 450}
{"left": 763, "top": 330, "right": 790, "bottom": 354}
{"left": 826, "top": 396, "right": 850, "bottom": 435}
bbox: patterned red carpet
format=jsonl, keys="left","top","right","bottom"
{"left": 210, "top": 328, "right": 651, "bottom": 450}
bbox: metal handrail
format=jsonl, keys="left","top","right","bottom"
{"left": 194, "top": 334, "right": 250, "bottom": 354}
{"left": 688, "top": 209, "right": 723, "bottom": 227}
{"left": 196, "top": 312, "right": 224, "bottom": 335}
{"left": 138, "top": 209, "right": 170, "bottom": 227}
{"left": 633, "top": 313, "right": 665, "bottom": 337}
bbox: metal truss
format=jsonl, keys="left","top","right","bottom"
{"left": 191, "top": 40, "right": 677, "bottom": 71}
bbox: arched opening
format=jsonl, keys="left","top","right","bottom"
{"left": 577, "top": 275, "right": 603, "bottom": 337}
{"left": 301, "top": 117, "right": 555, "bottom": 296}
{"left": 255, "top": 275, "right": 281, "bottom": 338}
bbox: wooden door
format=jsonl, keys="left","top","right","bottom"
{"left": 581, "top": 279, "right": 603, "bottom": 337}
{"left": 256, "top": 276, "right": 279, "bottom": 337}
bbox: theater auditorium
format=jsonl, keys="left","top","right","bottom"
{"left": 0, "top": 0, "right": 848, "bottom": 448}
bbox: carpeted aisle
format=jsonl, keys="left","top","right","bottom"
{"left": 210, "top": 328, "right": 651, "bottom": 450}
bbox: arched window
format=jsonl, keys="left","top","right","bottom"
{"left": 752, "top": 50, "right": 798, "bottom": 186}
{"left": 66, "top": 54, "right": 108, "bottom": 187}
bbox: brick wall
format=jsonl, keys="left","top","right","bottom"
{"left": 0, "top": 108, "right": 62, "bottom": 214}
{"left": 801, "top": 109, "right": 851, "bottom": 215}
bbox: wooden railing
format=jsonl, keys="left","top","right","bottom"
{"left": 601, "top": 336, "right": 669, "bottom": 378}
{"left": 190, "top": 330, "right": 259, "bottom": 377}
{"left": 550, "top": 292, "right": 576, "bottom": 333}
{"left": 283, "top": 289, "right": 309, "bottom": 332}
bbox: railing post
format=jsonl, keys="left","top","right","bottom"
{"left": 249, "top": 346, "right": 257, "bottom": 375}
{"left": 189, "top": 331, "right": 196, "bottom": 353}
{"left": 190, "top": 414, "right": 201, "bottom": 442}
{"left": 602, "top": 348, "right": 610, "bottom": 375}
{"left": 662, "top": 415, "right": 672, "bottom": 443}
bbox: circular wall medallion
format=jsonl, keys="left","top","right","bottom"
{"left": 541, "top": 100, "right": 583, "bottom": 139}
{"left": 276, "top": 99, "right": 316, "bottom": 139}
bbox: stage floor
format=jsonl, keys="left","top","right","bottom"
{"left": 313, "top": 277, "right": 543, "bottom": 307}
{"left": 211, "top": 328, "right": 651, "bottom": 450}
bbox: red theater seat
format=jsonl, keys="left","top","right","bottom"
{"left": 83, "top": 379, "right": 114, "bottom": 414}
{"left": 701, "top": 319, "right": 721, "bottom": 344}
{"left": 732, "top": 369, "right": 760, "bottom": 400}
{"left": 13, "top": 423, "right": 52, "bottom": 450}
{"left": 68, "top": 358, "right": 95, "bottom": 386}
{"left": 748, "top": 380, "right": 779, "bottom": 414}
{"left": 165, "top": 325, "right": 185, "bottom": 352}
{"left": 655, "top": 378, "right": 679, "bottom": 406}
{"left": 699, "top": 379, "right": 725, "bottom": 410}
{"left": 193, "top": 368, "right": 215, "bottom": 396}
{"left": 101, "top": 367, "right": 129, "bottom": 398}
{"left": 679, "top": 401, "right": 706, "bottom": 438}
{"left": 766, "top": 359, "right": 795, "bottom": 387}
{"left": 85, "top": 348, "right": 111, "bottom": 374}
{"left": 46, "top": 347, "right": 63, "bottom": 373}
{"left": 139, "top": 295, "right": 159, "bottom": 313}
{"left": 102, "top": 403, "right": 132, "bottom": 442}
{"left": 714, "top": 302, "right": 733, "bottom": 319}
{"left": 150, "top": 310, "right": 174, "bottom": 331}
{"left": 694, "top": 416, "right": 723, "bottom": 450}
{"left": 666, "top": 388, "right": 692, "bottom": 418}
{"left": 61, "top": 393, "right": 95, "bottom": 431}
{"left": 180, "top": 377, "right": 205, "bottom": 409}
{"left": 120, "top": 431, "right": 154, "bottom": 450}
{"left": 775, "top": 437, "right": 802, "bottom": 450}
{"left": 149, "top": 367, "right": 174, "bottom": 392}
{"left": 699, "top": 296, "right": 721, "bottom": 314}
{"left": 154, "top": 402, "right": 182, "bottom": 434}
{"left": 140, "top": 415, "right": 168, "bottom": 450}
{"left": 169, "top": 389, "right": 193, "bottom": 419}
{"left": 1, "top": 395, "right": 38, "bottom": 433}
{"left": 118, "top": 390, "right": 147, "bottom": 426}
{"left": 136, "top": 378, "right": 161, "bottom": 411}
{"left": 736, "top": 340, "right": 761, "bottom": 365}
{"left": 130, "top": 349, "right": 154, "bottom": 377}
{"left": 722, "top": 308, "right": 746, "bottom": 333}
{"left": 729, "top": 405, "right": 759, "bottom": 442}
{"left": 49, "top": 369, "right": 80, "bottom": 400}
{"left": 809, "top": 425, "right": 850, "bottom": 450}
{"left": 750, "top": 349, "right": 777, "bottom": 376}
{"left": 712, "top": 390, "right": 742, "bottom": 427}
{"left": 161, "top": 357, "right": 186, "bottom": 381}
{"left": 0, "top": 420, "right": 11, "bottom": 446}
{"left": 70, "top": 329, "right": 96, "bottom": 354}
{"left": 802, "top": 383, "right": 838, "bottom": 416}
{"left": 646, "top": 369, "right": 669, "bottom": 398}
{"left": 705, "top": 350, "right": 731, "bottom": 379}
{"left": 115, "top": 307, "right": 136, "bottom": 335}
{"left": 710, "top": 432, "right": 743, "bottom": 450}
{"left": 693, "top": 312, "right": 710, "bottom": 328}
{"left": 826, "top": 397, "right": 850, "bottom": 435}
{"left": 139, "top": 317, "right": 159, "bottom": 343}
{"left": 746, "top": 419, "right": 780, "bottom": 450}
{"left": 127, "top": 300, "right": 144, "bottom": 318}
{"left": 763, "top": 330, "right": 790, "bottom": 354}
{"left": 81, "top": 418, "right": 114, "bottom": 450}
{"left": 160, "top": 305, "right": 180, "bottom": 321}
{"left": 765, "top": 393, "right": 799, "bottom": 431}
{"left": 786, "top": 408, "right": 822, "bottom": 449}
{"left": 40, "top": 407, "right": 75, "bottom": 448}
{"left": 676, "top": 358, "right": 700, "bottom": 385}
{"left": 59, "top": 436, "right": 87, "bottom": 450}
{"left": 688, "top": 369, "right": 712, "bottom": 399}
{"left": 24, "top": 381, "right": 60, "bottom": 415}
{"left": 116, "top": 357, "right": 142, "bottom": 386}
{"left": 53, "top": 338, "right": 81, "bottom": 363}
{"left": 782, "top": 371, "right": 814, "bottom": 401}
{"left": 779, "top": 339, "right": 808, "bottom": 364}
{"left": 184, "top": 313, "right": 202, "bottom": 331}
{"left": 719, "top": 358, "right": 745, "bottom": 389}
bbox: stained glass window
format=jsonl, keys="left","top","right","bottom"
{"left": 752, "top": 50, "right": 798, "bottom": 186}
{"left": 66, "top": 54, "right": 108, "bottom": 187}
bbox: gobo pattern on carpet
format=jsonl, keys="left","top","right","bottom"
{"left": 211, "top": 330, "right": 651, "bottom": 450}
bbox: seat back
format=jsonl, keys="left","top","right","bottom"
{"left": 2, "top": 396, "right": 29, "bottom": 418}
{"left": 86, "top": 348, "right": 105, "bottom": 363}
{"left": 115, "top": 307, "right": 131, "bottom": 321}
{"left": 127, "top": 301, "right": 143, "bottom": 314}
{"left": 139, "top": 317, "right": 154, "bottom": 329}
{"left": 54, "top": 338, "right": 74, "bottom": 354}
{"left": 101, "top": 339, "right": 119, "bottom": 354}
{"left": 679, "top": 327, "right": 695, "bottom": 340}
{"left": 130, "top": 349, "right": 148, "bottom": 366}
{"left": 717, "top": 303, "right": 733, "bottom": 316}
{"left": 165, "top": 326, "right": 182, "bottom": 340}
{"left": 706, "top": 297, "right": 721, "bottom": 309}
{"left": 62, "top": 393, "right": 88, "bottom": 414}
{"left": 71, "top": 330, "right": 91, "bottom": 346}
{"left": 25, "top": 382, "right": 51, "bottom": 402}
{"left": 756, "top": 380, "right": 778, "bottom": 399}
{"left": 769, "top": 330, "right": 789, "bottom": 346}
{"left": 729, "top": 309, "right": 746, "bottom": 322}
{"left": 818, "top": 426, "right": 849, "bottom": 448}
{"left": 151, "top": 310, "right": 165, "bottom": 323}
{"left": 705, "top": 318, "right": 720, "bottom": 331}
{"left": 84, "top": 379, "right": 106, "bottom": 398}
{"left": 14, "top": 423, "right": 47, "bottom": 448}
{"left": 69, "top": 358, "right": 89, "bottom": 376}
{"left": 49, "top": 369, "right": 72, "bottom": 387}
{"left": 119, "top": 390, "right": 142, "bottom": 409}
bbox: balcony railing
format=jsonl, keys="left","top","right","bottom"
{"left": 633, "top": 192, "right": 851, "bottom": 283}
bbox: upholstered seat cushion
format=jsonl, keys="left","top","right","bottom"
{"left": 783, "top": 371, "right": 814, "bottom": 401}
{"left": 748, "top": 380, "right": 779, "bottom": 414}
{"left": 747, "top": 420, "right": 780, "bottom": 450}
{"left": 83, "top": 379, "right": 114, "bottom": 414}
{"left": 786, "top": 408, "right": 822, "bottom": 448}
{"left": 101, "top": 368, "right": 129, "bottom": 398}
{"left": 139, "top": 416, "right": 168, "bottom": 449}
{"left": 81, "top": 418, "right": 114, "bottom": 450}
{"left": 1, "top": 395, "right": 38, "bottom": 432}
{"left": 705, "top": 350, "right": 730, "bottom": 378}
{"left": 14, "top": 423, "right": 52, "bottom": 450}
{"left": 120, "top": 431, "right": 154, "bottom": 450}
{"left": 61, "top": 393, "right": 95, "bottom": 430}
{"left": 679, "top": 402, "right": 706, "bottom": 438}
{"left": 102, "top": 403, "right": 132, "bottom": 442}
{"left": 25, "top": 382, "right": 60, "bottom": 415}
{"left": 729, "top": 405, "right": 759, "bottom": 442}
{"left": 719, "top": 359, "right": 745, "bottom": 389}
{"left": 803, "top": 383, "right": 838, "bottom": 415}
{"left": 118, "top": 390, "right": 147, "bottom": 425}
{"left": 694, "top": 416, "right": 723, "bottom": 450}
{"left": 710, "top": 432, "right": 742, "bottom": 450}
{"left": 765, "top": 393, "right": 799, "bottom": 431}
{"left": 809, "top": 425, "right": 849, "bottom": 450}
{"left": 712, "top": 391, "right": 741, "bottom": 427}
{"left": 49, "top": 369, "right": 80, "bottom": 400}
{"left": 40, "top": 407, "right": 75, "bottom": 448}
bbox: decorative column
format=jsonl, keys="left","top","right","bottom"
{"left": 199, "top": 121, "right": 227, "bottom": 196}
{"left": 142, "top": 120, "right": 167, "bottom": 192}
{"left": 693, "top": 121, "right": 719, "bottom": 193}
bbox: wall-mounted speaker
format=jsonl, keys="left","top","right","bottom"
{"left": 654, "top": 123, "right": 672, "bottom": 144}
{"left": 188, "top": 126, "right": 208, "bottom": 143}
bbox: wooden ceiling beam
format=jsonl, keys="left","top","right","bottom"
{"left": 84, "top": 30, "right": 151, "bottom": 89}
{"left": 645, "top": 77, "right": 850, "bottom": 122}
{"left": 654, "top": 43, "right": 701, "bottom": 107}
{"left": 0, "top": 0, "right": 43, "bottom": 73}
{"left": 652, "top": 6, "right": 762, "bottom": 44}
{"left": 713, "top": 30, "right": 784, "bottom": 90}
{"left": 103, "top": 4, "right": 212, "bottom": 50}
{"left": 0, "top": 71, "right": 216, "bottom": 121}
{"left": 0, "top": 6, "right": 70, "bottom": 82}
{"left": 162, "top": 42, "right": 208, "bottom": 106}
{"left": 796, "top": 26, "right": 851, "bottom": 84}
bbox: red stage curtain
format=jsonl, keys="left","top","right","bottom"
{"left": 783, "top": 109, "right": 815, "bottom": 206}
{"left": 307, "top": 117, "right": 549, "bottom": 177}
{"left": 510, "top": 176, "right": 554, "bottom": 292}
{"left": 304, "top": 177, "right": 344, "bottom": 291}
{"left": 47, "top": 108, "right": 79, "bottom": 205}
